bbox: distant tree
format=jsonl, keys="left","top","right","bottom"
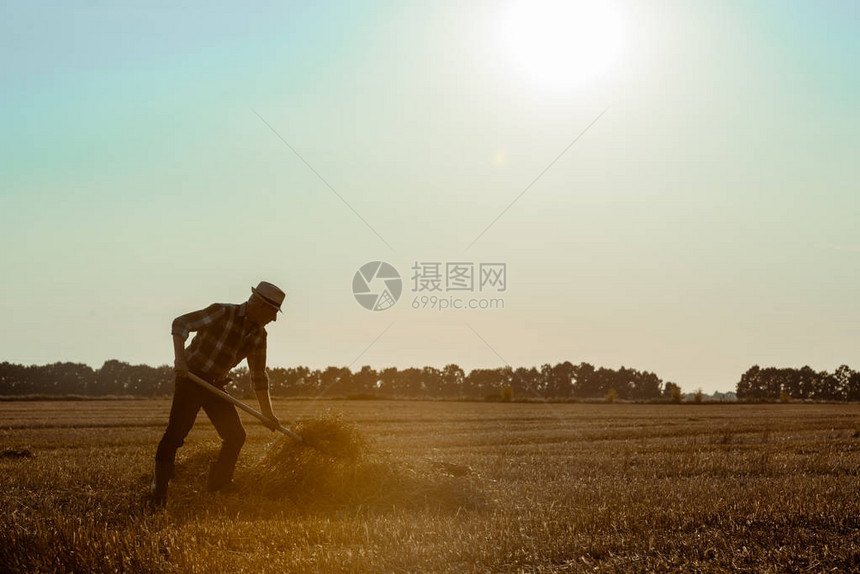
{"left": 293, "top": 366, "right": 315, "bottom": 396}
{"left": 151, "top": 365, "right": 175, "bottom": 396}
{"left": 377, "top": 367, "right": 399, "bottom": 396}
{"left": 737, "top": 366, "right": 764, "bottom": 400}
{"left": 267, "top": 367, "right": 290, "bottom": 396}
{"left": 268, "top": 366, "right": 320, "bottom": 397}
{"left": 630, "top": 370, "right": 663, "bottom": 400}
{"left": 736, "top": 365, "right": 858, "bottom": 402}
{"left": 441, "top": 364, "right": 465, "bottom": 396}
{"left": 613, "top": 367, "right": 636, "bottom": 399}
{"left": 465, "top": 369, "right": 501, "bottom": 398}
{"left": 538, "top": 363, "right": 553, "bottom": 395}
{"left": 498, "top": 365, "right": 515, "bottom": 390}
{"left": 815, "top": 369, "right": 841, "bottom": 401}
{"left": 762, "top": 368, "right": 783, "bottom": 399}
{"left": 123, "top": 363, "right": 163, "bottom": 396}
{"left": 590, "top": 367, "right": 619, "bottom": 399}
{"left": 94, "top": 360, "right": 132, "bottom": 395}
{"left": 547, "top": 361, "right": 575, "bottom": 397}
{"left": 847, "top": 369, "right": 860, "bottom": 402}
{"left": 48, "top": 362, "right": 96, "bottom": 394}
{"left": 317, "top": 366, "right": 352, "bottom": 397}
{"left": 781, "top": 368, "right": 801, "bottom": 398}
{"left": 227, "top": 366, "right": 252, "bottom": 398}
{"left": 797, "top": 366, "right": 820, "bottom": 399}
{"left": 352, "top": 365, "right": 379, "bottom": 395}
{"left": 0, "top": 362, "right": 28, "bottom": 395}
{"left": 420, "top": 367, "right": 443, "bottom": 396}
{"left": 572, "top": 362, "right": 597, "bottom": 397}
{"left": 396, "top": 368, "right": 424, "bottom": 396}
{"left": 831, "top": 365, "right": 854, "bottom": 401}
{"left": 663, "top": 382, "right": 682, "bottom": 402}
{"left": 512, "top": 366, "right": 541, "bottom": 398}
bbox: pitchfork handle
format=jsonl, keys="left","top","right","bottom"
{"left": 184, "top": 372, "right": 303, "bottom": 443}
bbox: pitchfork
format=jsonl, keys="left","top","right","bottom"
{"left": 185, "top": 372, "right": 303, "bottom": 442}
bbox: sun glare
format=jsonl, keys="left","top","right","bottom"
{"left": 498, "top": 0, "right": 629, "bottom": 92}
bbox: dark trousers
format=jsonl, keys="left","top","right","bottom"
{"left": 155, "top": 375, "right": 246, "bottom": 486}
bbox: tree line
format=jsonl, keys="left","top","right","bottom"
{"left": 735, "top": 365, "right": 860, "bottom": 401}
{"left": 0, "top": 360, "right": 673, "bottom": 400}
{"left": 4, "top": 360, "right": 856, "bottom": 401}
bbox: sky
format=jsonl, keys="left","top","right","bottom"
{"left": 1, "top": 0, "right": 857, "bottom": 393}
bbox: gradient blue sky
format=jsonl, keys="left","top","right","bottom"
{"left": 1, "top": 1, "right": 857, "bottom": 392}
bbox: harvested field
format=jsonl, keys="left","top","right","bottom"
{"left": 1, "top": 400, "right": 858, "bottom": 572}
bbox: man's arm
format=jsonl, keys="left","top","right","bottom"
{"left": 173, "top": 334, "right": 189, "bottom": 376}
{"left": 248, "top": 334, "right": 280, "bottom": 430}
{"left": 254, "top": 388, "right": 280, "bottom": 431}
{"left": 171, "top": 304, "right": 225, "bottom": 341}
{"left": 256, "top": 388, "right": 276, "bottom": 419}
{"left": 171, "top": 304, "right": 225, "bottom": 375}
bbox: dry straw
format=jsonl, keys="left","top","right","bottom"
{"left": 248, "top": 414, "right": 485, "bottom": 512}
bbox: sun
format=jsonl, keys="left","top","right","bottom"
{"left": 497, "top": 0, "right": 629, "bottom": 92}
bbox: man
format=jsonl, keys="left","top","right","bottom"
{"left": 149, "top": 281, "right": 285, "bottom": 507}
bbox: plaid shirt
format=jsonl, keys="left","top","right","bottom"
{"left": 171, "top": 302, "right": 269, "bottom": 390}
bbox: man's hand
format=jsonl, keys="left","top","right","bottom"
{"left": 255, "top": 388, "right": 279, "bottom": 431}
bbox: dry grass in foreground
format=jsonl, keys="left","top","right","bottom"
{"left": 0, "top": 401, "right": 858, "bottom": 572}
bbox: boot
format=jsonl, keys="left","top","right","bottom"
{"left": 206, "top": 459, "right": 237, "bottom": 493}
{"left": 149, "top": 461, "right": 174, "bottom": 508}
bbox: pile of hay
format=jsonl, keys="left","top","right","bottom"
{"left": 1, "top": 448, "right": 34, "bottom": 459}
{"left": 286, "top": 415, "right": 367, "bottom": 460}
{"left": 248, "top": 415, "right": 485, "bottom": 512}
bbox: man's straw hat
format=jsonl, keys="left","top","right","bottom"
{"left": 251, "top": 281, "right": 285, "bottom": 312}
